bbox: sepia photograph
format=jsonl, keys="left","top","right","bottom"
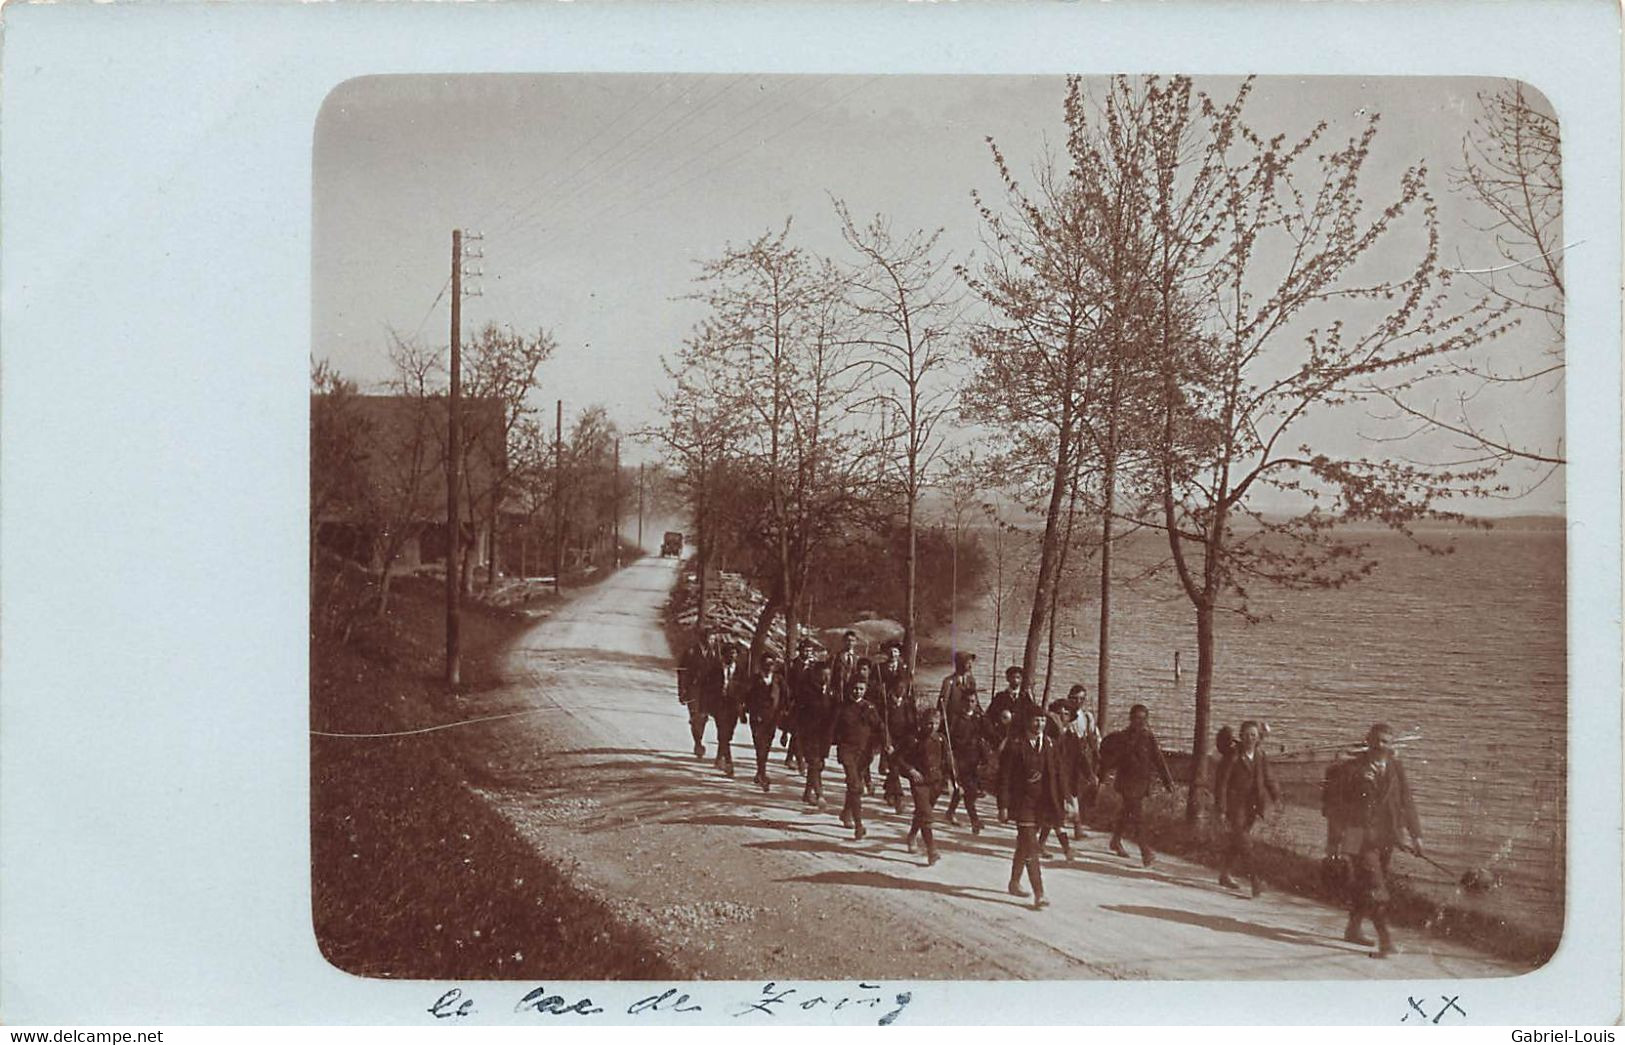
{"left": 309, "top": 72, "right": 1568, "bottom": 984}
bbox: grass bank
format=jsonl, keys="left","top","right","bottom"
{"left": 310, "top": 560, "right": 678, "bottom": 980}
{"left": 1083, "top": 788, "right": 1558, "bottom": 969}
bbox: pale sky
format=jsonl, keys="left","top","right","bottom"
{"left": 312, "top": 74, "right": 1565, "bottom": 515}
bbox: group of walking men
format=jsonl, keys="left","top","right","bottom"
{"left": 677, "top": 628, "right": 1426, "bottom": 957}
{"left": 676, "top": 630, "right": 1183, "bottom": 910}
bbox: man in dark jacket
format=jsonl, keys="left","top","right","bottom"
{"left": 987, "top": 666, "right": 1024, "bottom": 728}
{"left": 701, "top": 644, "right": 744, "bottom": 777}
{"left": 938, "top": 651, "right": 979, "bottom": 724}
{"left": 743, "top": 651, "right": 787, "bottom": 793}
{"left": 830, "top": 631, "right": 862, "bottom": 698}
{"left": 1346, "top": 722, "right": 1423, "bottom": 958}
{"left": 894, "top": 705, "right": 949, "bottom": 865}
{"left": 943, "top": 687, "right": 990, "bottom": 834}
{"left": 1214, "top": 719, "right": 1280, "bottom": 897}
{"left": 877, "top": 642, "right": 911, "bottom": 704}
{"left": 782, "top": 640, "right": 820, "bottom": 772}
{"left": 1107, "top": 703, "right": 1175, "bottom": 866}
{"left": 676, "top": 629, "right": 716, "bottom": 758}
{"left": 796, "top": 662, "right": 839, "bottom": 806}
{"left": 879, "top": 668, "right": 918, "bottom": 814}
{"left": 833, "top": 679, "right": 882, "bottom": 839}
{"left": 999, "top": 712, "right": 1066, "bottom": 908}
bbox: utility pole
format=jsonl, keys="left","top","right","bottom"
{"left": 443, "top": 228, "right": 484, "bottom": 690}
{"left": 445, "top": 230, "right": 463, "bottom": 689}
{"left": 637, "top": 462, "right": 645, "bottom": 549}
{"left": 553, "top": 398, "right": 563, "bottom": 596}
{"left": 614, "top": 438, "right": 622, "bottom": 568}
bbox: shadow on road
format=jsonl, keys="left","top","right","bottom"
{"left": 1100, "top": 904, "right": 1349, "bottom": 951}
{"left": 778, "top": 868, "right": 1029, "bottom": 909}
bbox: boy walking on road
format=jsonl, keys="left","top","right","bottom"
{"left": 896, "top": 706, "right": 949, "bottom": 866}
{"left": 834, "top": 679, "right": 882, "bottom": 839}
{"left": 1000, "top": 713, "right": 1066, "bottom": 908}
{"left": 1106, "top": 703, "right": 1174, "bottom": 866}
{"left": 744, "top": 652, "right": 787, "bottom": 794}
{"left": 1345, "top": 722, "right": 1424, "bottom": 958}
{"left": 703, "top": 644, "right": 744, "bottom": 778}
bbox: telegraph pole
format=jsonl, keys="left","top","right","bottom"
{"left": 444, "top": 228, "right": 483, "bottom": 690}
{"left": 613, "top": 438, "right": 622, "bottom": 568}
{"left": 553, "top": 398, "right": 563, "bottom": 596}
{"left": 637, "top": 462, "right": 645, "bottom": 549}
{"left": 445, "top": 230, "right": 463, "bottom": 689}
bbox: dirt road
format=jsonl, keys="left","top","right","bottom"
{"left": 460, "top": 556, "right": 1517, "bottom": 980}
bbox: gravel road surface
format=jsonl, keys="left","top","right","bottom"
{"left": 460, "top": 556, "right": 1518, "bottom": 980}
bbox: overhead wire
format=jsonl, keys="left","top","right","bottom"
{"left": 493, "top": 75, "right": 756, "bottom": 250}
{"left": 499, "top": 75, "right": 875, "bottom": 278}
{"left": 489, "top": 76, "right": 723, "bottom": 241}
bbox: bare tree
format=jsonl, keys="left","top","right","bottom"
{"left": 835, "top": 200, "right": 963, "bottom": 679}
{"left": 647, "top": 345, "right": 743, "bottom": 629}
{"left": 962, "top": 138, "right": 1103, "bottom": 696}
{"left": 677, "top": 223, "right": 882, "bottom": 664}
{"left": 458, "top": 322, "right": 557, "bottom": 588}
{"left": 1373, "top": 81, "right": 1565, "bottom": 468}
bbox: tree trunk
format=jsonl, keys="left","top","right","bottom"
{"left": 904, "top": 485, "right": 918, "bottom": 678}
{"left": 1186, "top": 597, "right": 1216, "bottom": 821}
{"left": 487, "top": 492, "right": 500, "bottom": 589}
{"left": 695, "top": 458, "right": 709, "bottom": 630}
{"left": 1021, "top": 404, "right": 1075, "bottom": 687}
{"left": 784, "top": 570, "right": 802, "bottom": 667}
{"left": 1096, "top": 459, "right": 1116, "bottom": 730}
{"left": 1044, "top": 460, "right": 1084, "bottom": 702}
{"left": 748, "top": 587, "right": 784, "bottom": 673}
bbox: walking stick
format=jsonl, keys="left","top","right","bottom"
{"left": 938, "top": 686, "right": 961, "bottom": 794}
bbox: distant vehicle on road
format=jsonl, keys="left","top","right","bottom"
{"left": 661, "top": 531, "right": 684, "bottom": 557}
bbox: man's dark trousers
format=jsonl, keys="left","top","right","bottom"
{"left": 839, "top": 751, "right": 866, "bottom": 831}
{"left": 751, "top": 719, "right": 776, "bottom": 783}
{"left": 714, "top": 711, "right": 739, "bottom": 775}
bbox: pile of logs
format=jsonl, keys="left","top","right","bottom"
{"left": 670, "top": 567, "right": 814, "bottom": 659}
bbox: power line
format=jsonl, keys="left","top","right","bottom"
{"left": 471, "top": 87, "right": 655, "bottom": 236}
{"left": 496, "top": 76, "right": 844, "bottom": 278}
{"left": 491, "top": 76, "right": 722, "bottom": 241}
{"left": 501, "top": 76, "right": 876, "bottom": 277}
{"left": 408, "top": 275, "right": 452, "bottom": 343}
{"left": 497, "top": 75, "right": 751, "bottom": 244}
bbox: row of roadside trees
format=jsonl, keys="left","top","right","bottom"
{"left": 653, "top": 75, "right": 1562, "bottom": 818}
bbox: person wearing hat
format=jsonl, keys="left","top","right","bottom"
{"left": 782, "top": 640, "right": 820, "bottom": 774}
{"left": 999, "top": 710, "right": 1067, "bottom": 908}
{"left": 943, "top": 697, "right": 991, "bottom": 835}
{"left": 1345, "top": 722, "right": 1423, "bottom": 958}
{"left": 938, "top": 650, "right": 978, "bottom": 722}
{"left": 701, "top": 643, "right": 745, "bottom": 777}
{"left": 743, "top": 651, "right": 787, "bottom": 794}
